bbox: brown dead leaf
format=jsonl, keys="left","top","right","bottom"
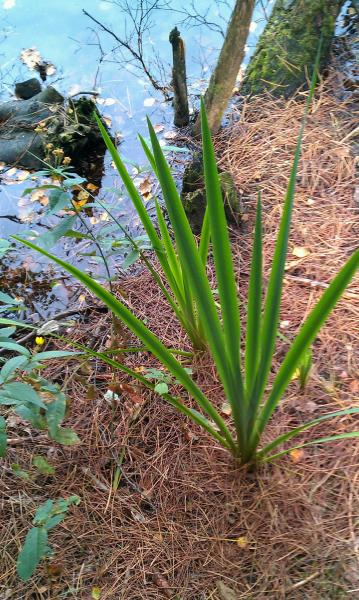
{"left": 138, "top": 176, "right": 153, "bottom": 199}
{"left": 152, "top": 574, "right": 172, "bottom": 597}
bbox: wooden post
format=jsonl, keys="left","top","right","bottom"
{"left": 169, "top": 27, "right": 190, "bottom": 127}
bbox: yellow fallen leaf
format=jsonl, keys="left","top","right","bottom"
{"left": 292, "top": 246, "right": 310, "bottom": 258}
{"left": 86, "top": 182, "right": 98, "bottom": 192}
{"left": 92, "top": 587, "right": 101, "bottom": 600}
{"left": 236, "top": 536, "right": 248, "bottom": 549}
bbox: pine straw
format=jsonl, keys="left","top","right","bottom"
{"left": 1, "top": 75, "right": 359, "bottom": 599}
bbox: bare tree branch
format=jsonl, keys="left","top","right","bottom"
{"left": 83, "top": 6, "right": 171, "bottom": 99}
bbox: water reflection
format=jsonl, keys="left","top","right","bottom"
{"left": 0, "top": 0, "right": 271, "bottom": 315}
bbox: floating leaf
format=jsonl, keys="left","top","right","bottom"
{"left": 96, "top": 97, "right": 117, "bottom": 106}
{"left": 20, "top": 47, "right": 41, "bottom": 70}
{"left": 143, "top": 97, "right": 156, "bottom": 107}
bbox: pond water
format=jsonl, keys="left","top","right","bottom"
{"left": 0, "top": 0, "right": 272, "bottom": 317}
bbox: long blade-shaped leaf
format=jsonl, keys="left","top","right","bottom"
{"left": 95, "top": 114, "right": 162, "bottom": 253}
{"left": 200, "top": 99, "right": 241, "bottom": 376}
{"left": 139, "top": 134, "right": 158, "bottom": 175}
{"left": 96, "top": 114, "right": 189, "bottom": 310}
{"left": 146, "top": 120, "right": 235, "bottom": 404}
{"left": 155, "top": 202, "right": 204, "bottom": 347}
{"left": 199, "top": 206, "right": 211, "bottom": 266}
{"left": 200, "top": 99, "right": 245, "bottom": 447}
{"left": 155, "top": 200, "right": 184, "bottom": 295}
{"left": 247, "top": 42, "right": 322, "bottom": 420}
{"left": 256, "top": 407, "right": 359, "bottom": 460}
{"left": 254, "top": 249, "right": 359, "bottom": 442}
{"left": 13, "top": 235, "right": 235, "bottom": 452}
{"left": 245, "top": 192, "right": 262, "bottom": 394}
{"left": 262, "top": 432, "right": 359, "bottom": 463}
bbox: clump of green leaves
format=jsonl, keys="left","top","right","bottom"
{"left": 0, "top": 322, "right": 80, "bottom": 455}
{"left": 13, "top": 49, "right": 359, "bottom": 465}
{"left": 17, "top": 496, "right": 80, "bottom": 581}
{"left": 143, "top": 366, "right": 193, "bottom": 395}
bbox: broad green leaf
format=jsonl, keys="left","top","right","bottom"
{"left": 1, "top": 382, "right": 46, "bottom": 408}
{"left": 45, "top": 393, "right": 67, "bottom": 440}
{"left": 0, "top": 415, "right": 7, "bottom": 456}
{"left": 0, "top": 291, "right": 19, "bottom": 305}
{"left": 0, "top": 238, "right": 11, "bottom": 258}
{"left": 0, "top": 355, "right": 28, "bottom": 382}
{"left": 34, "top": 350, "right": 80, "bottom": 360}
{"left": 155, "top": 382, "right": 169, "bottom": 395}
{"left": 0, "top": 318, "right": 35, "bottom": 329}
{"left": 11, "top": 463, "right": 31, "bottom": 480}
{"left": 34, "top": 500, "right": 54, "bottom": 524}
{"left": 32, "top": 455, "right": 55, "bottom": 476}
{"left": 122, "top": 249, "right": 140, "bottom": 269}
{"left": 47, "top": 188, "right": 71, "bottom": 214}
{"left": 17, "top": 527, "right": 48, "bottom": 580}
{"left": 15, "top": 404, "right": 46, "bottom": 429}
{"left": 35, "top": 215, "right": 77, "bottom": 250}
{"left": 50, "top": 426, "right": 80, "bottom": 445}
{"left": 0, "top": 327, "right": 16, "bottom": 338}
{"left": 0, "top": 341, "right": 30, "bottom": 355}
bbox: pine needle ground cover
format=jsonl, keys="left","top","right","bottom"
{"left": 1, "top": 76, "right": 358, "bottom": 599}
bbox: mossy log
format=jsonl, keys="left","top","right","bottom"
{"left": 242, "top": 0, "right": 345, "bottom": 98}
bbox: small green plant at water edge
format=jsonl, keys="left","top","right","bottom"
{"left": 13, "top": 54, "right": 359, "bottom": 465}
{"left": 17, "top": 495, "right": 80, "bottom": 581}
{"left": 0, "top": 325, "right": 80, "bottom": 455}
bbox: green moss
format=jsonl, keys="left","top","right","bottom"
{"left": 242, "top": 0, "right": 343, "bottom": 97}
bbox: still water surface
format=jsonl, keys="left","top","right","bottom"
{"left": 0, "top": 0, "right": 270, "bottom": 314}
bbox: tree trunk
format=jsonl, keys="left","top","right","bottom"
{"left": 169, "top": 27, "right": 190, "bottom": 127}
{"left": 242, "top": 0, "right": 345, "bottom": 98}
{"left": 193, "top": 0, "right": 256, "bottom": 136}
